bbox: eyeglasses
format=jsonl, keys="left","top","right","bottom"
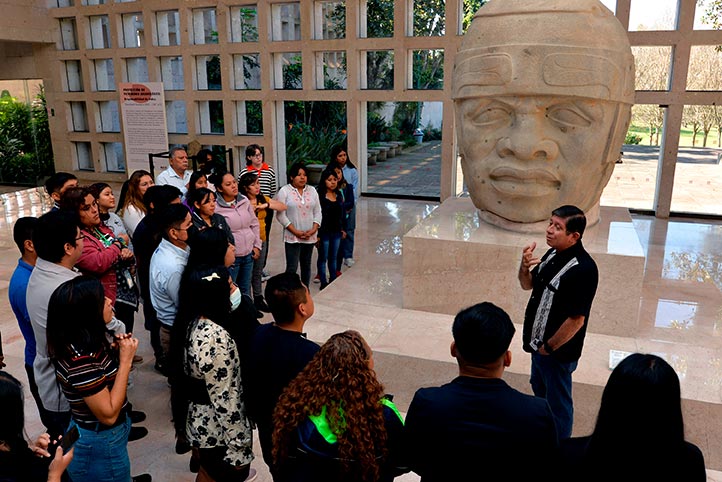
{"left": 75, "top": 234, "right": 85, "bottom": 241}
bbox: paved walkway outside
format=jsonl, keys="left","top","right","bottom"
{"left": 366, "top": 141, "right": 441, "bottom": 198}
{"left": 365, "top": 141, "right": 722, "bottom": 215}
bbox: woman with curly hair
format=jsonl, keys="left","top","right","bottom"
{"left": 117, "top": 170, "right": 154, "bottom": 238}
{"left": 272, "top": 330, "right": 406, "bottom": 482}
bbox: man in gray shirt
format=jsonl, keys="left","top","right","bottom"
{"left": 27, "top": 210, "right": 126, "bottom": 438}
{"left": 27, "top": 210, "right": 84, "bottom": 438}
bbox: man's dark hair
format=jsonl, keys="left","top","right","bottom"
{"left": 13, "top": 217, "right": 38, "bottom": 255}
{"left": 158, "top": 203, "right": 190, "bottom": 240}
{"left": 142, "top": 185, "right": 181, "bottom": 212}
{"left": 452, "top": 302, "right": 515, "bottom": 366}
{"left": 552, "top": 205, "right": 587, "bottom": 238}
{"left": 264, "top": 272, "right": 307, "bottom": 325}
{"left": 33, "top": 210, "right": 80, "bottom": 263}
{"left": 44, "top": 172, "right": 77, "bottom": 196}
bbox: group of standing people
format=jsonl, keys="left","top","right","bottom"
{"left": 1, "top": 152, "right": 707, "bottom": 482}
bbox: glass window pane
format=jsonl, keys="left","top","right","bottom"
{"left": 233, "top": 54, "right": 261, "bottom": 90}
{"left": 460, "top": 1, "right": 487, "bottom": 34}
{"left": 166, "top": 101, "right": 188, "bottom": 134}
{"left": 413, "top": 0, "right": 444, "bottom": 36}
{"left": 125, "top": 58, "right": 149, "bottom": 82}
{"left": 632, "top": 46, "right": 672, "bottom": 91}
{"left": 75, "top": 142, "right": 93, "bottom": 170}
{"left": 272, "top": 3, "right": 301, "bottom": 41}
{"left": 284, "top": 101, "right": 347, "bottom": 167}
{"left": 318, "top": 51, "right": 347, "bottom": 89}
{"left": 362, "top": 50, "right": 394, "bottom": 90}
{"left": 122, "top": 13, "right": 144, "bottom": 48}
{"left": 94, "top": 59, "right": 115, "bottom": 91}
{"left": 230, "top": 6, "right": 259, "bottom": 42}
{"left": 196, "top": 55, "right": 221, "bottom": 90}
{"left": 64, "top": 60, "right": 83, "bottom": 92}
{"left": 275, "top": 53, "right": 302, "bottom": 89}
{"left": 156, "top": 11, "right": 180, "bottom": 46}
{"left": 694, "top": 0, "right": 720, "bottom": 30}
{"left": 102, "top": 142, "right": 125, "bottom": 173}
{"left": 601, "top": 104, "right": 662, "bottom": 211}
{"left": 59, "top": 18, "right": 78, "bottom": 50}
{"left": 366, "top": 101, "right": 443, "bottom": 198}
{"left": 671, "top": 105, "right": 722, "bottom": 215}
{"left": 89, "top": 15, "right": 111, "bottom": 49}
{"left": 411, "top": 49, "right": 444, "bottom": 89}
{"left": 99, "top": 101, "right": 120, "bottom": 132}
{"left": 315, "top": 1, "right": 345, "bottom": 39}
{"left": 198, "top": 101, "right": 224, "bottom": 134}
{"left": 161, "top": 56, "right": 184, "bottom": 90}
{"left": 362, "top": 0, "right": 393, "bottom": 38}
{"left": 687, "top": 46, "right": 722, "bottom": 91}
{"left": 82, "top": 0, "right": 105, "bottom": 5}
{"left": 629, "top": 0, "right": 677, "bottom": 31}
{"left": 192, "top": 8, "right": 218, "bottom": 44}
{"left": 236, "top": 100, "right": 263, "bottom": 134}
{"left": 57, "top": 0, "right": 75, "bottom": 6}
{"left": 69, "top": 101, "right": 88, "bottom": 131}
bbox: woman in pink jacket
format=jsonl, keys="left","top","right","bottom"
{"left": 212, "top": 171, "right": 262, "bottom": 298}
{"left": 60, "top": 187, "right": 136, "bottom": 327}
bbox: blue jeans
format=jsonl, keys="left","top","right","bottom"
{"left": 530, "top": 352, "right": 578, "bottom": 439}
{"left": 317, "top": 232, "right": 342, "bottom": 286}
{"left": 67, "top": 415, "right": 132, "bottom": 482}
{"left": 285, "top": 242, "right": 314, "bottom": 288}
{"left": 230, "top": 253, "right": 254, "bottom": 297}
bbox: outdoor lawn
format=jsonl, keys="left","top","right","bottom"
{"left": 628, "top": 124, "right": 722, "bottom": 148}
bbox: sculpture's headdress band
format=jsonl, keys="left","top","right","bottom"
{"left": 453, "top": 45, "right": 635, "bottom": 104}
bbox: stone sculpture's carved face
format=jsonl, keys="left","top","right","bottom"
{"left": 457, "top": 94, "right": 621, "bottom": 224}
{"left": 453, "top": 0, "right": 634, "bottom": 229}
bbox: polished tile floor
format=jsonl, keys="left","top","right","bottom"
{"left": 0, "top": 187, "right": 720, "bottom": 480}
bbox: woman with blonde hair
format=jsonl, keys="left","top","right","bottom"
{"left": 272, "top": 330, "right": 406, "bottom": 482}
{"left": 117, "top": 170, "right": 154, "bottom": 237}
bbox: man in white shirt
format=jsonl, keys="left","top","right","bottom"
{"left": 156, "top": 147, "right": 192, "bottom": 198}
{"left": 149, "top": 203, "right": 192, "bottom": 365}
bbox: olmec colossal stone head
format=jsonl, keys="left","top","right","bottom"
{"left": 453, "top": 0, "right": 635, "bottom": 231}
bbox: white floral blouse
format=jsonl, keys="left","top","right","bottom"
{"left": 185, "top": 317, "right": 254, "bottom": 467}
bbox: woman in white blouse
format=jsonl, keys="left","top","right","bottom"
{"left": 275, "top": 162, "right": 322, "bottom": 288}
{"left": 117, "top": 170, "right": 154, "bottom": 238}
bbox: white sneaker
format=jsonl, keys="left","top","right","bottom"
{"left": 344, "top": 258, "right": 355, "bottom": 267}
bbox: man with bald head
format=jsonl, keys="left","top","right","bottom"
{"left": 453, "top": 0, "right": 635, "bottom": 232}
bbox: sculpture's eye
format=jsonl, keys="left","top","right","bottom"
{"left": 467, "top": 104, "right": 512, "bottom": 128}
{"left": 547, "top": 104, "right": 592, "bottom": 129}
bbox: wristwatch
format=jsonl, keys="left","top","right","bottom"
{"left": 543, "top": 341, "right": 555, "bottom": 353}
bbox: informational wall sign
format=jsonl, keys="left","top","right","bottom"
{"left": 119, "top": 82, "right": 169, "bottom": 176}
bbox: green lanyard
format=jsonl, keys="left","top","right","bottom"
{"left": 92, "top": 227, "right": 114, "bottom": 247}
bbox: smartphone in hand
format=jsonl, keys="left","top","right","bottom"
{"left": 60, "top": 425, "right": 80, "bottom": 452}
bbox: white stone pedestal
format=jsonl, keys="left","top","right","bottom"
{"left": 403, "top": 198, "right": 645, "bottom": 337}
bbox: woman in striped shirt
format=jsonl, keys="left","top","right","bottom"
{"left": 47, "top": 276, "right": 140, "bottom": 482}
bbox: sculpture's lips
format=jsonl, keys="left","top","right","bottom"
{"left": 489, "top": 167, "right": 561, "bottom": 197}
